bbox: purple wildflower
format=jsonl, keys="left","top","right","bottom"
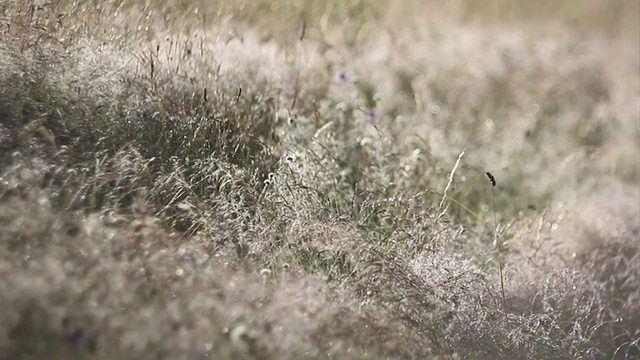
{"left": 366, "top": 108, "right": 378, "bottom": 121}
{"left": 334, "top": 71, "right": 348, "bottom": 84}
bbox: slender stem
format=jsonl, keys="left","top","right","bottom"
{"left": 491, "top": 185, "right": 507, "bottom": 314}
{"left": 486, "top": 172, "right": 507, "bottom": 314}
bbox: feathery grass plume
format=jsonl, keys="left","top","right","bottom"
{"left": 486, "top": 171, "right": 507, "bottom": 314}
{"left": 438, "top": 150, "right": 465, "bottom": 218}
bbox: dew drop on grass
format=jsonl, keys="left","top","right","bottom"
{"left": 260, "top": 268, "right": 271, "bottom": 277}
{"left": 484, "top": 118, "right": 494, "bottom": 128}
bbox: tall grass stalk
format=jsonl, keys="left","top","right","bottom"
{"left": 487, "top": 171, "right": 507, "bottom": 313}
{"left": 438, "top": 150, "right": 465, "bottom": 218}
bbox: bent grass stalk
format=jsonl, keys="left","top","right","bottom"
{"left": 438, "top": 150, "right": 465, "bottom": 219}
{"left": 486, "top": 171, "right": 507, "bottom": 314}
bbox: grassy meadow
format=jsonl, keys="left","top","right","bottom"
{"left": 1, "top": 0, "right": 639, "bottom": 359}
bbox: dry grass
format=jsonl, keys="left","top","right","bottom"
{"left": 1, "top": 0, "right": 639, "bottom": 359}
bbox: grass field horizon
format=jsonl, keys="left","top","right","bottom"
{"left": 1, "top": 1, "right": 639, "bottom": 359}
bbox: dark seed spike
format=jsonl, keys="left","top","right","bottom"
{"left": 299, "top": 20, "right": 306, "bottom": 41}
{"left": 486, "top": 172, "right": 496, "bottom": 187}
